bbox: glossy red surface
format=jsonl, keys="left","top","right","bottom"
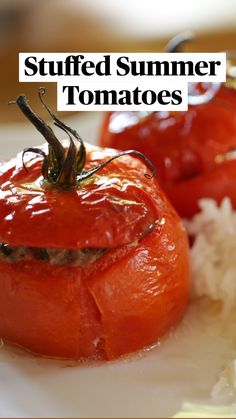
{"left": 0, "top": 141, "right": 190, "bottom": 360}
{"left": 0, "top": 143, "right": 158, "bottom": 248}
{"left": 0, "top": 211, "right": 190, "bottom": 360}
{"left": 100, "top": 86, "right": 236, "bottom": 217}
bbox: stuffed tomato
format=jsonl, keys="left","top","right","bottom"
{"left": 0, "top": 92, "right": 190, "bottom": 360}
{"left": 100, "top": 83, "right": 236, "bottom": 219}
{"left": 99, "top": 33, "right": 236, "bottom": 219}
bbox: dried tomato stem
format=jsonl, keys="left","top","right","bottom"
{"left": 38, "top": 87, "right": 86, "bottom": 172}
{"left": 22, "top": 147, "right": 49, "bottom": 181}
{"left": 79, "top": 150, "right": 155, "bottom": 181}
{"left": 16, "top": 95, "right": 65, "bottom": 167}
{"left": 13, "top": 90, "right": 156, "bottom": 188}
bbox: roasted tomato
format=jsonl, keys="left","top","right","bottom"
{"left": 100, "top": 84, "right": 236, "bottom": 218}
{"left": 0, "top": 91, "right": 190, "bottom": 360}
{"left": 99, "top": 32, "right": 236, "bottom": 218}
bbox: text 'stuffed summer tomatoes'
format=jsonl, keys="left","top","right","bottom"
{"left": 0, "top": 91, "right": 190, "bottom": 360}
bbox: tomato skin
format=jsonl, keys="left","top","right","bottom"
{"left": 0, "top": 142, "right": 190, "bottom": 360}
{"left": 0, "top": 216, "right": 190, "bottom": 360}
{"left": 0, "top": 258, "right": 108, "bottom": 359}
{"left": 88, "top": 207, "right": 190, "bottom": 359}
{"left": 100, "top": 86, "right": 236, "bottom": 216}
{"left": 166, "top": 159, "right": 236, "bottom": 219}
{"left": 0, "top": 260, "right": 82, "bottom": 358}
{"left": 0, "top": 143, "right": 158, "bottom": 249}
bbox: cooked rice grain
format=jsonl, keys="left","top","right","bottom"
{"left": 186, "top": 197, "right": 236, "bottom": 316}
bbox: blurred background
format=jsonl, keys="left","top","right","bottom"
{"left": 0, "top": 0, "right": 236, "bottom": 124}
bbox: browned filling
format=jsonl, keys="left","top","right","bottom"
{"left": 0, "top": 243, "right": 107, "bottom": 267}
{"left": 0, "top": 222, "right": 156, "bottom": 267}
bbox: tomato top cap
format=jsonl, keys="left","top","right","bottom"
{"left": 12, "top": 89, "right": 155, "bottom": 189}
{"left": 0, "top": 90, "right": 160, "bottom": 249}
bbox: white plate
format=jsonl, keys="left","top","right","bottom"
{"left": 0, "top": 113, "right": 234, "bottom": 418}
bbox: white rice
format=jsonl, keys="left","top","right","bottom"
{"left": 186, "top": 197, "right": 236, "bottom": 317}
{"left": 186, "top": 197, "right": 236, "bottom": 407}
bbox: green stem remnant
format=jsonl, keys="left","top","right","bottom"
{"left": 13, "top": 90, "right": 155, "bottom": 188}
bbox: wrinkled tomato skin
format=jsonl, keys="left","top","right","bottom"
{"left": 0, "top": 143, "right": 158, "bottom": 249}
{"left": 0, "top": 259, "right": 105, "bottom": 359}
{"left": 0, "top": 211, "right": 190, "bottom": 360}
{"left": 0, "top": 261, "right": 81, "bottom": 358}
{"left": 0, "top": 143, "right": 190, "bottom": 360}
{"left": 100, "top": 86, "right": 236, "bottom": 217}
{"left": 88, "top": 206, "right": 190, "bottom": 359}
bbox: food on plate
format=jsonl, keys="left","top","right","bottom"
{"left": 100, "top": 85, "right": 236, "bottom": 219}
{"left": 185, "top": 196, "right": 236, "bottom": 410}
{"left": 186, "top": 197, "right": 236, "bottom": 316}
{"left": 0, "top": 90, "right": 190, "bottom": 360}
{"left": 99, "top": 36, "right": 236, "bottom": 218}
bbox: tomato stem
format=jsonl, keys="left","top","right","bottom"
{"left": 13, "top": 90, "right": 156, "bottom": 188}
